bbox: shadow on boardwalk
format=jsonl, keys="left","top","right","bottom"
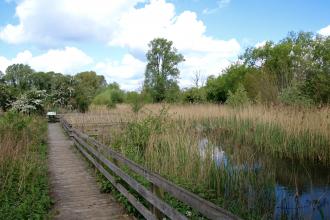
{"left": 48, "top": 123, "right": 132, "bottom": 220}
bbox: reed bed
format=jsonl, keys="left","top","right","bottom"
{"left": 65, "top": 104, "right": 330, "bottom": 219}
{"left": 66, "top": 104, "right": 330, "bottom": 164}
{"left": 67, "top": 104, "right": 329, "bottom": 140}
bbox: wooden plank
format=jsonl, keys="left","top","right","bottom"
{"left": 49, "top": 123, "right": 131, "bottom": 220}
{"left": 73, "top": 139, "right": 157, "bottom": 220}
{"left": 72, "top": 133, "right": 187, "bottom": 220}
{"left": 151, "top": 183, "right": 164, "bottom": 219}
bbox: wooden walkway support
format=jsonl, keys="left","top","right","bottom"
{"left": 61, "top": 119, "right": 242, "bottom": 220}
{"left": 48, "top": 123, "right": 132, "bottom": 220}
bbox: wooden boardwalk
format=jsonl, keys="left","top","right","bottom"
{"left": 48, "top": 123, "right": 132, "bottom": 220}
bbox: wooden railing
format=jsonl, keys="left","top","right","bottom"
{"left": 60, "top": 118, "right": 241, "bottom": 220}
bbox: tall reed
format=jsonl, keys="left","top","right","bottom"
{"left": 0, "top": 112, "right": 51, "bottom": 219}
{"left": 65, "top": 104, "right": 329, "bottom": 219}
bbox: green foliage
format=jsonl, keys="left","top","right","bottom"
{"left": 110, "top": 89, "right": 125, "bottom": 104}
{"left": 144, "top": 38, "right": 184, "bottom": 102}
{"left": 0, "top": 84, "right": 16, "bottom": 111}
{"left": 74, "top": 71, "right": 107, "bottom": 112}
{"left": 205, "top": 32, "right": 330, "bottom": 105}
{"left": 4, "top": 64, "right": 34, "bottom": 91}
{"left": 205, "top": 64, "right": 250, "bottom": 103}
{"left": 75, "top": 93, "right": 90, "bottom": 113}
{"left": 74, "top": 71, "right": 107, "bottom": 94}
{"left": 182, "top": 87, "right": 206, "bottom": 103}
{"left": 121, "top": 107, "right": 168, "bottom": 162}
{"left": 165, "top": 82, "right": 181, "bottom": 103}
{"left": 126, "top": 92, "right": 145, "bottom": 113}
{"left": 92, "top": 83, "right": 125, "bottom": 109}
{"left": 93, "top": 89, "right": 113, "bottom": 106}
{"left": 279, "top": 83, "right": 314, "bottom": 107}
{"left": 225, "top": 84, "right": 250, "bottom": 107}
{"left": 0, "top": 113, "right": 51, "bottom": 219}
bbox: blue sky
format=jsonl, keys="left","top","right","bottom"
{"left": 0, "top": 0, "right": 329, "bottom": 90}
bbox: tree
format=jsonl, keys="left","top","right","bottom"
{"left": 0, "top": 71, "right": 4, "bottom": 83}
{"left": 92, "top": 82, "right": 125, "bottom": 108}
{"left": 74, "top": 71, "right": 107, "bottom": 112}
{"left": 144, "top": 38, "right": 184, "bottom": 102}
{"left": 0, "top": 84, "right": 16, "bottom": 111}
{"left": 74, "top": 71, "right": 107, "bottom": 94}
{"left": 50, "top": 73, "right": 75, "bottom": 108}
{"left": 11, "top": 89, "right": 47, "bottom": 115}
{"left": 29, "top": 71, "right": 53, "bottom": 91}
{"left": 4, "top": 64, "right": 34, "bottom": 91}
{"left": 205, "top": 64, "right": 249, "bottom": 103}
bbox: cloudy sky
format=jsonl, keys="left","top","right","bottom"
{"left": 0, "top": 0, "right": 329, "bottom": 90}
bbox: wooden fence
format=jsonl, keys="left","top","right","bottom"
{"left": 61, "top": 118, "right": 242, "bottom": 220}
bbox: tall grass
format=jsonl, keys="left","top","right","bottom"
{"left": 0, "top": 112, "right": 51, "bottom": 219}
{"left": 65, "top": 104, "right": 329, "bottom": 219}
{"left": 66, "top": 104, "right": 330, "bottom": 164}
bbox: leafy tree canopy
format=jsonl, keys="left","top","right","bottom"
{"left": 144, "top": 38, "right": 184, "bottom": 102}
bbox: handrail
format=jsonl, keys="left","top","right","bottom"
{"left": 60, "top": 118, "right": 242, "bottom": 220}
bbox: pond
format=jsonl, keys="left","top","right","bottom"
{"left": 198, "top": 138, "right": 330, "bottom": 219}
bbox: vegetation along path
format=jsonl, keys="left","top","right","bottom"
{"left": 48, "top": 123, "right": 131, "bottom": 220}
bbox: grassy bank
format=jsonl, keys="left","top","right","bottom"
{"left": 0, "top": 112, "right": 51, "bottom": 219}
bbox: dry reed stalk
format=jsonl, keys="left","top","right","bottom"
{"left": 66, "top": 104, "right": 330, "bottom": 141}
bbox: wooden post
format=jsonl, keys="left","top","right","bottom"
{"left": 151, "top": 183, "right": 164, "bottom": 219}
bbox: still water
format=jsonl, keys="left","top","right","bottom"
{"left": 198, "top": 138, "right": 330, "bottom": 220}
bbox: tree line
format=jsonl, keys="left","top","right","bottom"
{"left": 0, "top": 31, "right": 329, "bottom": 114}
{"left": 0, "top": 67, "right": 107, "bottom": 113}
{"left": 143, "top": 32, "right": 329, "bottom": 107}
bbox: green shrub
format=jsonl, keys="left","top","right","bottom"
{"left": 126, "top": 92, "right": 145, "bottom": 113}
{"left": 279, "top": 83, "right": 313, "bottom": 107}
{"left": 225, "top": 84, "right": 250, "bottom": 107}
{"left": 110, "top": 89, "right": 125, "bottom": 104}
{"left": 93, "top": 89, "right": 114, "bottom": 106}
{"left": 92, "top": 87, "right": 125, "bottom": 109}
{"left": 182, "top": 87, "right": 206, "bottom": 103}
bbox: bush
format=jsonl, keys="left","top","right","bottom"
{"left": 0, "top": 84, "right": 16, "bottom": 111}
{"left": 126, "top": 92, "right": 145, "bottom": 113}
{"left": 110, "top": 89, "right": 125, "bottom": 104}
{"left": 93, "top": 89, "right": 114, "bottom": 107}
{"left": 225, "top": 84, "right": 250, "bottom": 107}
{"left": 279, "top": 84, "right": 313, "bottom": 107}
{"left": 11, "top": 89, "right": 47, "bottom": 114}
{"left": 182, "top": 87, "right": 206, "bottom": 103}
{"left": 92, "top": 87, "right": 125, "bottom": 109}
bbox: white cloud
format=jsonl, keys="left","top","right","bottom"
{"left": 0, "top": 0, "right": 241, "bottom": 90}
{"left": 0, "top": 0, "right": 145, "bottom": 45}
{"left": 202, "top": 0, "right": 231, "bottom": 15}
{"left": 0, "top": 47, "right": 93, "bottom": 74}
{"left": 95, "top": 54, "right": 146, "bottom": 90}
{"left": 318, "top": 25, "right": 330, "bottom": 36}
{"left": 255, "top": 41, "right": 267, "bottom": 48}
{"left": 179, "top": 52, "right": 231, "bottom": 87}
{"left": 109, "top": 0, "right": 240, "bottom": 88}
{"left": 110, "top": 1, "right": 240, "bottom": 56}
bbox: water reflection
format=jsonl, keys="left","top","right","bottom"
{"left": 198, "top": 138, "right": 227, "bottom": 166}
{"left": 198, "top": 138, "right": 330, "bottom": 219}
{"left": 275, "top": 185, "right": 330, "bottom": 219}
